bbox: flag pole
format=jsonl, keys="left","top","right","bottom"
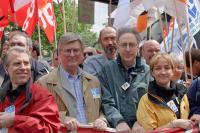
{"left": 157, "top": 8, "right": 167, "bottom": 52}
{"left": 37, "top": 23, "right": 42, "bottom": 59}
{"left": 173, "top": 0, "right": 188, "bottom": 81}
{"left": 186, "top": 16, "right": 193, "bottom": 81}
{"left": 54, "top": 21, "right": 57, "bottom": 48}
{"left": 169, "top": 18, "right": 175, "bottom": 53}
{"left": 62, "top": 0, "right": 67, "bottom": 33}
{"left": 108, "top": 0, "right": 112, "bottom": 26}
{"left": 72, "top": 0, "right": 76, "bottom": 32}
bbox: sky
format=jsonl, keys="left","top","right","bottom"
{"left": 91, "top": 2, "right": 108, "bottom": 35}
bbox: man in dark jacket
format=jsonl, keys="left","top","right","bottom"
{"left": 0, "top": 31, "right": 49, "bottom": 86}
{"left": 0, "top": 46, "right": 60, "bottom": 132}
{"left": 185, "top": 48, "right": 200, "bottom": 123}
{"left": 99, "top": 27, "right": 150, "bottom": 133}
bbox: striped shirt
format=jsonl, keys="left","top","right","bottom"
{"left": 61, "top": 67, "right": 87, "bottom": 124}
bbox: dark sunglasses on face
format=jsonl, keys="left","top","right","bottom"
{"left": 84, "top": 52, "right": 94, "bottom": 57}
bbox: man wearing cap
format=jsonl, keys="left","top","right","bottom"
{"left": 37, "top": 32, "right": 107, "bottom": 131}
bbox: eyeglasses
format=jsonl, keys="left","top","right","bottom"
{"left": 61, "top": 48, "right": 81, "bottom": 55}
{"left": 118, "top": 43, "right": 138, "bottom": 49}
{"left": 84, "top": 52, "right": 94, "bottom": 57}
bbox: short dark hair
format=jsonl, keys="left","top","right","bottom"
{"left": 117, "top": 27, "right": 141, "bottom": 44}
{"left": 32, "top": 43, "right": 40, "bottom": 56}
{"left": 185, "top": 48, "right": 200, "bottom": 67}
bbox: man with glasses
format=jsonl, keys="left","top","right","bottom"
{"left": 98, "top": 27, "right": 150, "bottom": 132}
{"left": 37, "top": 32, "right": 107, "bottom": 132}
{"left": 83, "top": 46, "right": 97, "bottom": 60}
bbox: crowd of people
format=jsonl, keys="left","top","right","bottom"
{"left": 0, "top": 26, "right": 200, "bottom": 133}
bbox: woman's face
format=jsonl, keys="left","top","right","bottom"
{"left": 171, "top": 63, "right": 184, "bottom": 81}
{"left": 152, "top": 57, "right": 173, "bottom": 87}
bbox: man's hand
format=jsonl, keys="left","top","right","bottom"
{"left": 190, "top": 114, "right": 200, "bottom": 123}
{"left": 116, "top": 122, "right": 131, "bottom": 133}
{"left": 132, "top": 121, "right": 145, "bottom": 133}
{"left": 93, "top": 118, "right": 107, "bottom": 131}
{"left": 64, "top": 116, "right": 80, "bottom": 131}
{"left": 0, "top": 112, "right": 14, "bottom": 128}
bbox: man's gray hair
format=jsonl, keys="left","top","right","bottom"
{"left": 58, "top": 32, "right": 85, "bottom": 51}
{"left": 117, "top": 27, "right": 141, "bottom": 44}
{"left": 9, "top": 31, "right": 32, "bottom": 48}
{"left": 3, "top": 46, "right": 31, "bottom": 67}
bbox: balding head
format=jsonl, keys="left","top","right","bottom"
{"left": 98, "top": 26, "right": 117, "bottom": 59}
{"left": 142, "top": 40, "right": 160, "bottom": 64}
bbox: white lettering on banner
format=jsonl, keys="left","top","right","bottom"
{"left": 38, "top": 3, "right": 54, "bottom": 29}
{"left": 22, "top": 0, "right": 35, "bottom": 31}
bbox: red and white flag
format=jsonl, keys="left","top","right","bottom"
{"left": 38, "top": 0, "right": 56, "bottom": 43}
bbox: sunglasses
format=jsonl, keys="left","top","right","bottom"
{"left": 84, "top": 52, "right": 94, "bottom": 57}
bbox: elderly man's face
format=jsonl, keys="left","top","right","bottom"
{"left": 142, "top": 41, "right": 160, "bottom": 64}
{"left": 9, "top": 35, "right": 28, "bottom": 50}
{"left": 6, "top": 51, "right": 31, "bottom": 88}
{"left": 59, "top": 41, "right": 84, "bottom": 70}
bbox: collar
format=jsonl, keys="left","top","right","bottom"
{"left": 116, "top": 54, "right": 145, "bottom": 73}
{"left": 148, "top": 81, "right": 187, "bottom": 106}
{"left": 0, "top": 78, "right": 32, "bottom": 112}
{"left": 60, "top": 65, "right": 83, "bottom": 79}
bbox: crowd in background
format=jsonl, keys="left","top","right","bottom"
{"left": 0, "top": 26, "right": 200, "bottom": 133}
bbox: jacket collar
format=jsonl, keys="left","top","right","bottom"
{"left": 45, "top": 66, "right": 94, "bottom": 85}
{"left": 148, "top": 81, "right": 187, "bottom": 107}
{"left": 116, "top": 54, "right": 145, "bottom": 73}
{"left": 0, "top": 79, "right": 32, "bottom": 113}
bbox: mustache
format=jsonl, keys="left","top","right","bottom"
{"left": 104, "top": 45, "right": 117, "bottom": 54}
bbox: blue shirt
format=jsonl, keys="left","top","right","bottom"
{"left": 61, "top": 67, "right": 87, "bottom": 124}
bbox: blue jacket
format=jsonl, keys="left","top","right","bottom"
{"left": 188, "top": 77, "right": 200, "bottom": 117}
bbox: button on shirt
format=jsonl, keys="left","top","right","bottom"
{"left": 61, "top": 67, "right": 87, "bottom": 124}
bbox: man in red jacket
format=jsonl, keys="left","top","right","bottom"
{"left": 0, "top": 46, "right": 60, "bottom": 132}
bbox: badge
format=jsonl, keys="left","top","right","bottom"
{"left": 5, "top": 105, "right": 15, "bottom": 113}
{"left": 121, "top": 82, "right": 130, "bottom": 91}
{"left": 91, "top": 88, "right": 101, "bottom": 99}
{"left": 167, "top": 100, "right": 178, "bottom": 113}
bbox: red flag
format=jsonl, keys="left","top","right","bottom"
{"left": 38, "top": 0, "right": 56, "bottom": 43}
{"left": 0, "top": 0, "right": 14, "bottom": 27}
{"left": 15, "top": 0, "right": 38, "bottom": 36}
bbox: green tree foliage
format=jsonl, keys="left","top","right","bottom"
{"left": 32, "top": 0, "right": 98, "bottom": 57}
{"left": 3, "top": 0, "right": 98, "bottom": 57}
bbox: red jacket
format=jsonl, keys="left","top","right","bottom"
{"left": 0, "top": 83, "right": 60, "bottom": 133}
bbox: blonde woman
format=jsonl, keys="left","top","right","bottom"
{"left": 137, "top": 52, "right": 193, "bottom": 130}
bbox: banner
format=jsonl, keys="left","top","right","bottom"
{"left": 78, "top": 0, "right": 94, "bottom": 24}
{"left": 15, "top": 0, "right": 38, "bottom": 36}
{"left": 161, "top": 0, "right": 200, "bottom": 53}
{"left": 59, "top": 125, "right": 115, "bottom": 133}
{"left": 38, "top": 0, "right": 56, "bottom": 43}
